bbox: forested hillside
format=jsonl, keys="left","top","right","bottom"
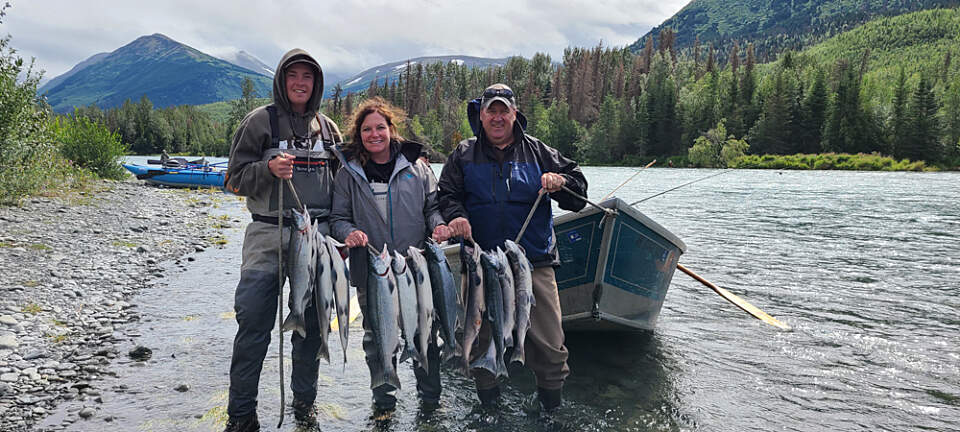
{"left": 65, "top": 8, "right": 960, "bottom": 168}
{"left": 630, "top": 0, "right": 960, "bottom": 63}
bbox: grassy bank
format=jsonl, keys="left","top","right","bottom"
{"left": 729, "top": 152, "right": 938, "bottom": 171}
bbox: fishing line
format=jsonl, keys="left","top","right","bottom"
{"left": 602, "top": 159, "right": 656, "bottom": 201}
{"left": 629, "top": 169, "right": 733, "bottom": 206}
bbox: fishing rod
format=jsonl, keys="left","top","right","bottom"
{"left": 602, "top": 159, "right": 656, "bottom": 201}
{"left": 628, "top": 169, "right": 733, "bottom": 207}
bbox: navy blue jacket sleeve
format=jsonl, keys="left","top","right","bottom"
{"left": 531, "top": 136, "right": 588, "bottom": 212}
{"left": 437, "top": 146, "right": 469, "bottom": 222}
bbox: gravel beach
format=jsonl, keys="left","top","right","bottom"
{"left": 0, "top": 181, "right": 230, "bottom": 431}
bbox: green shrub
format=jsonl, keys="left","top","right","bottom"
{"left": 0, "top": 20, "right": 94, "bottom": 205}
{"left": 51, "top": 111, "right": 128, "bottom": 180}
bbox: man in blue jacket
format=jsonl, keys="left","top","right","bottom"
{"left": 438, "top": 83, "right": 587, "bottom": 412}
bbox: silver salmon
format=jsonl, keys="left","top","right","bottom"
{"left": 281, "top": 208, "right": 314, "bottom": 339}
{"left": 423, "top": 240, "right": 460, "bottom": 362}
{"left": 325, "top": 235, "right": 351, "bottom": 365}
{"left": 367, "top": 245, "right": 401, "bottom": 390}
{"left": 407, "top": 246, "right": 435, "bottom": 374}
{"left": 495, "top": 247, "right": 516, "bottom": 349}
{"left": 392, "top": 250, "right": 422, "bottom": 366}
{"left": 472, "top": 250, "right": 508, "bottom": 378}
{"left": 313, "top": 230, "right": 333, "bottom": 362}
{"left": 504, "top": 239, "right": 535, "bottom": 366}
{"left": 460, "top": 241, "right": 485, "bottom": 374}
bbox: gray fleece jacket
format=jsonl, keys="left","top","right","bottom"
{"left": 330, "top": 140, "right": 445, "bottom": 253}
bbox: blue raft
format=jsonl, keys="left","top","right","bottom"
{"left": 123, "top": 159, "right": 226, "bottom": 189}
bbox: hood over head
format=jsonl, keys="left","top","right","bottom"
{"left": 273, "top": 49, "right": 324, "bottom": 114}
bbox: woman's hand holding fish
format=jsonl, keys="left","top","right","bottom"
{"left": 345, "top": 229, "right": 368, "bottom": 248}
{"left": 432, "top": 224, "right": 454, "bottom": 243}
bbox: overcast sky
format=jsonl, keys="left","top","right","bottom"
{"left": 2, "top": 0, "right": 688, "bottom": 82}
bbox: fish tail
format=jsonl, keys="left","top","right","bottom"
{"left": 469, "top": 342, "right": 498, "bottom": 376}
{"left": 510, "top": 347, "right": 525, "bottom": 366}
{"left": 281, "top": 313, "right": 306, "bottom": 339}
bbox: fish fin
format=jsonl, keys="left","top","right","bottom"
{"left": 469, "top": 342, "right": 498, "bottom": 376}
{"left": 315, "top": 345, "right": 330, "bottom": 363}
{"left": 281, "top": 313, "right": 306, "bottom": 339}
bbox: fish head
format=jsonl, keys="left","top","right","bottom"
{"left": 291, "top": 207, "right": 312, "bottom": 232}
{"left": 369, "top": 245, "right": 392, "bottom": 276}
{"left": 391, "top": 250, "right": 407, "bottom": 274}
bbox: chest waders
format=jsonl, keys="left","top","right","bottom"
{"left": 265, "top": 105, "right": 337, "bottom": 428}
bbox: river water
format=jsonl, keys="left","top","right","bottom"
{"left": 40, "top": 167, "right": 960, "bottom": 431}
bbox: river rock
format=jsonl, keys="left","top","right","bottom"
{"left": 128, "top": 346, "right": 152, "bottom": 361}
{"left": 78, "top": 407, "right": 95, "bottom": 419}
{"left": 0, "top": 334, "right": 17, "bottom": 350}
{"left": 0, "top": 181, "right": 219, "bottom": 431}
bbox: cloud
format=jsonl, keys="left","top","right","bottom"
{"left": 2, "top": 0, "right": 687, "bottom": 80}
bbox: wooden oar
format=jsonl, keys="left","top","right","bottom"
{"left": 676, "top": 263, "right": 791, "bottom": 330}
{"left": 602, "top": 159, "right": 656, "bottom": 201}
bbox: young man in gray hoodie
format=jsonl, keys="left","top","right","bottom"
{"left": 223, "top": 49, "right": 342, "bottom": 432}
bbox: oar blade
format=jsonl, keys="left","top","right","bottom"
{"left": 677, "top": 264, "right": 791, "bottom": 330}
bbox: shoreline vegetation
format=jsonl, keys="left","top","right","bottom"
{"left": 602, "top": 152, "right": 940, "bottom": 171}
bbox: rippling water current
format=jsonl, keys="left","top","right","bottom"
{"left": 40, "top": 168, "right": 960, "bottom": 431}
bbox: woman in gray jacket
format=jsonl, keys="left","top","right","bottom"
{"left": 330, "top": 96, "right": 452, "bottom": 411}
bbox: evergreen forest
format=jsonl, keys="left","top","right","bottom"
{"left": 30, "top": 8, "right": 960, "bottom": 169}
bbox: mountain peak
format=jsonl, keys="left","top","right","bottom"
{"left": 40, "top": 34, "right": 273, "bottom": 112}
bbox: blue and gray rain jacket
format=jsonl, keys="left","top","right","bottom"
{"left": 438, "top": 99, "right": 587, "bottom": 267}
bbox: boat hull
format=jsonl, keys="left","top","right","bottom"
{"left": 442, "top": 197, "right": 686, "bottom": 333}
{"left": 555, "top": 197, "right": 686, "bottom": 332}
{"left": 123, "top": 164, "right": 225, "bottom": 189}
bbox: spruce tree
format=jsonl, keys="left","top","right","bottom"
{"left": 905, "top": 74, "right": 942, "bottom": 161}
{"left": 798, "top": 68, "right": 827, "bottom": 153}
{"left": 891, "top": 67, "right": 910, "bottom": 158}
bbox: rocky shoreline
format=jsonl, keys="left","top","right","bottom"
{"left": 0, "top": 181, "right": 229, "bottom": 431}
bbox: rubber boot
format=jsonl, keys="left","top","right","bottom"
{"left": 538, "top": 387, "right": 562, "bottom": 412}
{"left": 222, "top": 413, "right": 260, "bottom": 432}
{"left": 476, "top": 385, "right": 501, "bottom": 408}
{"left": 292, "top": 399, "right": 319, "bottom": 430}
{"left": 372, "top": 384, "right": 398, "bottom": 412}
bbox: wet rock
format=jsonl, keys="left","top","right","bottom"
{"left": 128, "top": 345, "right": 152, "bottom": 361}
{"left": 78, "top": 407, "right": 95, "bottom": 419}
{"left": 174, "top": 384, "right": 189, "bottom": 392}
